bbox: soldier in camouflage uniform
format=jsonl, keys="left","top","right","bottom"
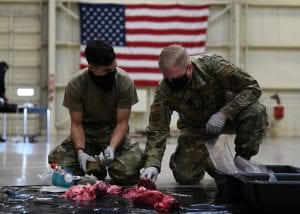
{"left": 141, "top": 44, "right": 268, "bottom": 185}
{"left": 48, "top": 39, "right": 143, "bottom": 185}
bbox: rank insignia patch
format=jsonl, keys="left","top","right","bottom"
{"left": 217, "top": 64, "right": 234, "bottom": 78}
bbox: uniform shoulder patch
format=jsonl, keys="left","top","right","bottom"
{"left": 216, "top": 64, "right": 234, "bottom": 78}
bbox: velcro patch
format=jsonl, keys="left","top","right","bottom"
{"left": 217, "top": 64, "right": 234, "bottom": 78}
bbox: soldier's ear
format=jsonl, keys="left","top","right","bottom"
{"left": 88, "top": 64, "right": 95, "bottom": 72}
{"left": 187, "top": 63, "right": 193, "bottom": 78}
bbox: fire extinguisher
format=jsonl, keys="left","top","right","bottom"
{"left": 271, "top": 94, "right": 284, "bottom": 120}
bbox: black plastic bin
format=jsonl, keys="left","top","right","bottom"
{"left": 213, "top": 165, "right": 300, "bottom": 202}
{"left": 266, "top": 165, "right": 300, "bottom": 173}
{"left": 235, "top": 174, "right": 300, "bottom": 213}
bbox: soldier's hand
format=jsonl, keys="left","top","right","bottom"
{"left": 103, "top": 146, "right": 115, "bottom": 162}
{"left": 140, "top": 167, "right": 159, "bottom": 182}
{"left": 77, "top": 150, "right": 96, "bottom": 173}
{"left": 206, "top": 111, "right": 227, "bottom": 134}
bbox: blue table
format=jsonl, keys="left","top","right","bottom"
{"left": 0, "top": 105, "right": 51, "bottom": 143}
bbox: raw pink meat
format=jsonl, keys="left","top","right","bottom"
{"left": 59, "top": 178, "right": 180, "bottom": 212}
{"left": 107, "top": 185, "right": 122, "bottom": 195}
{"left": 132, "top": 190, "right": 164, "bottom": 207}
{"left": 122, "top": 179, "right": 180, "bottom": 212}
{"left": 122, "top": 186, "right": 147, "bottom": 199}
{"left": 137, "top": 177, "right": 156, "bottom": 190}
{"left": 59, "top": 183, "right": 96, "bottom": 200}
{"left": 154, "top": 194, "right": 181, "bottom": 212}
{"left": 94, "top": 181, "right": 109, "bottom": 196}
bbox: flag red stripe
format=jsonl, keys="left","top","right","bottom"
{"left": 134, "top": 80, "right": 160, "bottom": 86}
{"left": 127, "top": 41, "right": 205, "bottom": 48}
{"left": 117, "top": 54, "right": 159, "bottom": 60}
{"left": 126, "top": 4, "right": 209, "bottom": 10}
{"left": 126, "top": 16, "right": 208, "bottom": 22}
{"left": 80, "top": 64, "right": 88, "bottom": 70}
{"left": 80, "top": 63, "right": 160, "bottom": 74}
{"left": 126, "top": 28, "right": 207, "bottom": 35}
{"left": 120, "top": 67, "right": 159, "bottom": 73}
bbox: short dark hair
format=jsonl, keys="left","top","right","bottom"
{"left": 84, "top": 39, "right": 116, "bottom": 67}
{"left": 0, "top": 61, "right": 9, "bottom": 70}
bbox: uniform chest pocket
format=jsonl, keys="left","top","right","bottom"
{"left": 199, "top": 84, "right": 225, "bottom": 111}
{"left": 169, "top": 92, "right": 203, "bottom": 114}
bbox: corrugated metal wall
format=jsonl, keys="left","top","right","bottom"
{"left": 0, "top": 1, "right": 42, "bottom": 135}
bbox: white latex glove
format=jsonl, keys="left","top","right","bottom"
{"left": 78, "top": 151, "right": 96, "bottom": 173}
{"left": 140, "top": 167, "right": 159, "bottom": 182}
{"left": 104, "top": 146, "right": 115, "bottom": 162}
{"left": 206, "top": 111, "right": 227, "bottom": 134}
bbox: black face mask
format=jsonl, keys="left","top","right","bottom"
{"left": 165, "top": 74, "right": 190, "bottom": 91}
{"left": 88, "top": 69, "right": 116, "bottom": 91}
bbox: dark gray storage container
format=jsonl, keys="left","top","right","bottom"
{"left": 235, "top": 174, "right": 300, "bottom": 213}
{"left": 214, "top": 165, "right": 300, "bottom": 202}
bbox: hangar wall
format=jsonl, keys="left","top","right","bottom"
{"left": 0, "top": 0, "right": 300, "bottom": 138}
{"left": 0, "top": 1, "right": 42, "bottom": 136}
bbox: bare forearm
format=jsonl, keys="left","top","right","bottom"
{"left": 71, "top": 124, "right": 85, "bottom": 152}
{"left": 110, "top": 123, "right": 128, "bottom": 150}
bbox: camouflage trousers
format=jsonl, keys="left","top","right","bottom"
{"left": 48, "top": 125, "right": 143, "bottom": 186}
{"left": 170, "top": 102, "right": 268, "bottom": 185}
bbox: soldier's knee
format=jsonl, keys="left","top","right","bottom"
{"left": 172, "top": 169, "right": 204, "bottom": 185}
{"left": 108, "top": 142, "right": 143, "bottom": 185}
{"left": 170, "top": 153, "right": 206, "bottom": 185}
{"left": 236, "top": 144, "right": 259, "bottom": 160}
{"left": 252, "top": 104, "right": 268, "bottom": 127}
{"left": 109, "top": 169, "right": 139, "bottom": 185}
{"left": 235, "top": 136, "right": 260, "bottom": 160}
{"left": 47, "top": 138, "right": 75, "bottom": 166}
{"left": 48, "top": 146, "right": 65, "bottom": 165}
{"left": 171, "top": 161, "right": 205, "bottom": 185}
{"left": 108, "top": 165, "right": 141, "bottom": 186}
{"left": 237, "top": 103, "right": 268, "bottom": 132}
{"left": 86, "top": 160, "right": 107, "bottom": 180}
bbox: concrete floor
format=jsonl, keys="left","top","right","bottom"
{"left": 1, "top": 134, "right": 300, "bottom": 213}
{"left": 0, "top": 134, "right": 300, "bottom": 187}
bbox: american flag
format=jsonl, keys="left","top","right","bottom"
{"left": 79, "top": 3, "right": 209, "bottom": 86}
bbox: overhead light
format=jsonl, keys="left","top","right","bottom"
{"left": 17, "top": 88, "right": 35, "bottom": 97}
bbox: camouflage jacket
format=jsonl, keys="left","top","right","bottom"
{"left": 144, "top": 54, "right": 262, "bottom": 170}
